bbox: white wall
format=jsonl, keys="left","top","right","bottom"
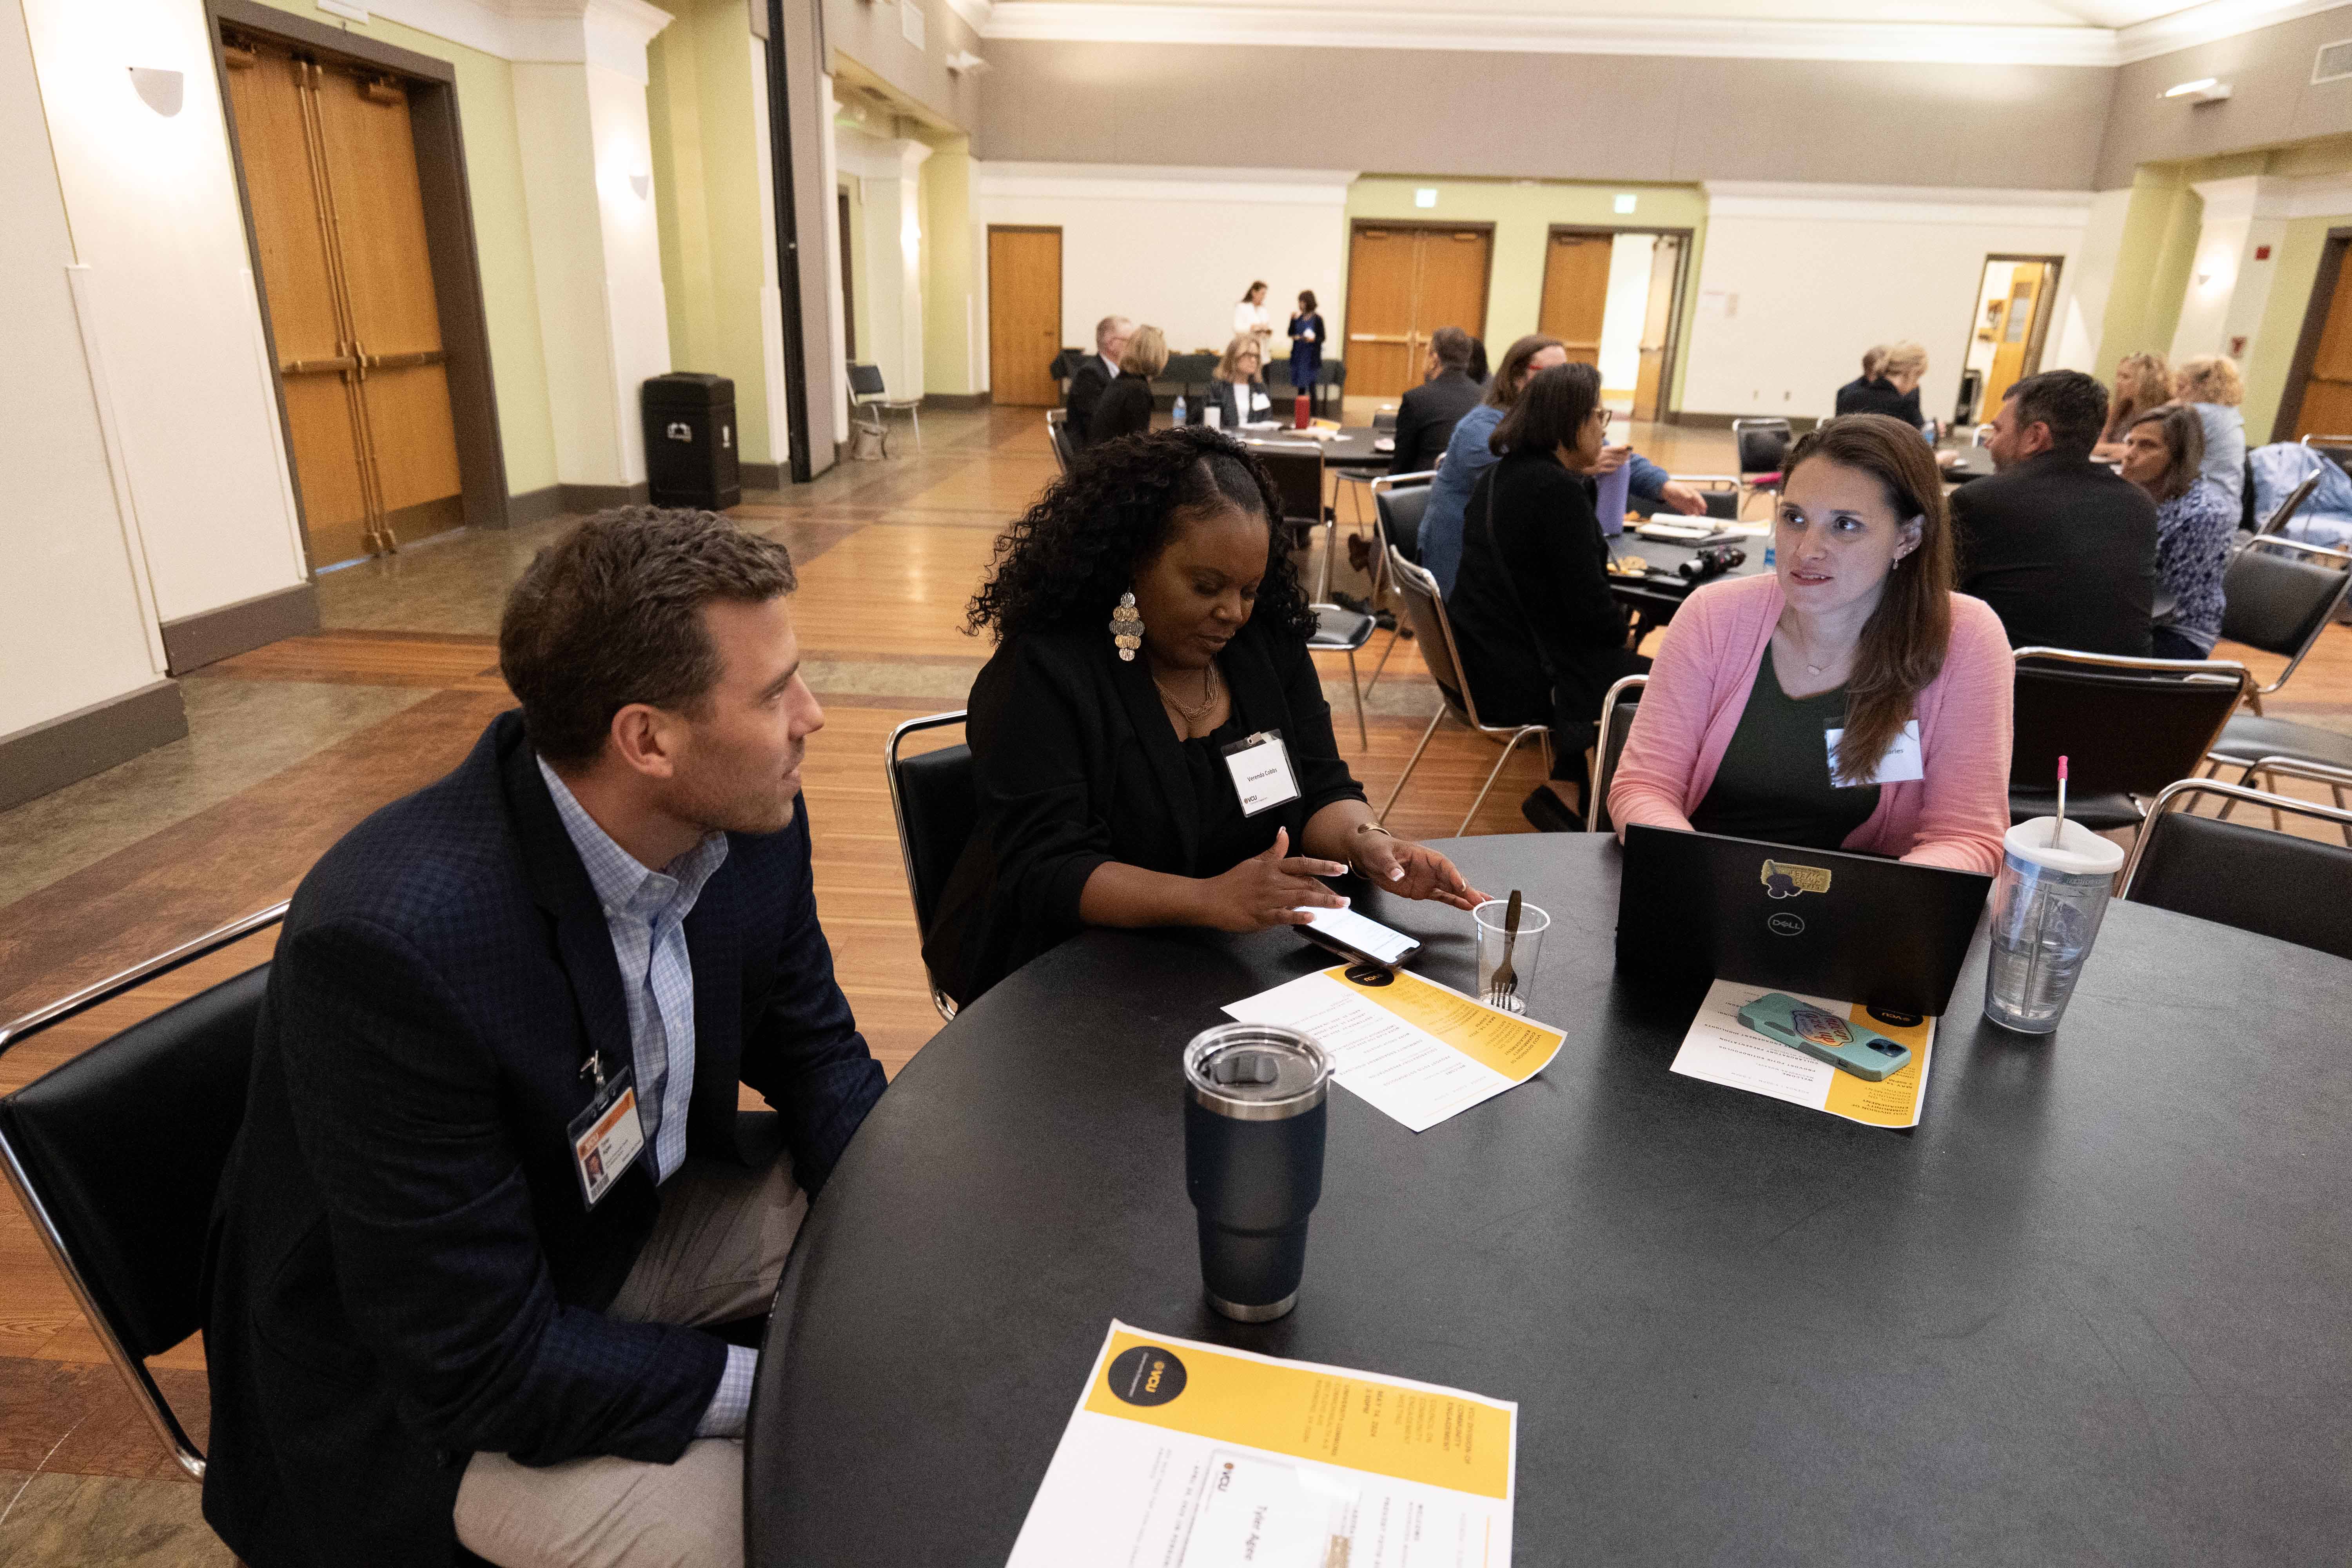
{"left": 975, "top": 163, "right": 1351, "bottom": 379}
{"left": 2050, "top": 187, "right": 2133, "bottom": 374}
{"left": 0, "top": 0, "right": 165, "bottom": 739}
{"left": 19, "top": 0, "right": 308, "bottom": 619}
{"left": 838, "top": 125, "right": 932, "bottom": 401}
{"left": 1683, "top": 182, "right": 2095, "bottom": 423}
{"left": 1597, "top": 232, "right": 1655, "bottom": 401}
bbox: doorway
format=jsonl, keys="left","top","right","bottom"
{"left": 987, "top": 226, "right": 1062, "bottom": 407}
{"left": 1537, "top": 227, "right": 1690, "bottom": 421}
{"left": 2276, "top": 226, "right": 2352, "bottom": 440}
{"left": 1960, "top": 256, "right": 2063, "bottom": 426}
{"left": 1342, "top": 221, "right": 1495, "bottom": 403}
{"left": 220, "top": 24, "right": 478, "bottom": 567}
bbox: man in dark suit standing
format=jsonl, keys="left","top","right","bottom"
{"left": 1950, "top": 369, "right": 2157, "bottom": 657}
{"left": 1390, "top": 326, "right": 1485, "bottom": 475}
{"left": 1065, "top": 313, "right": 1131, "bottom": 447}
{"left": 203, "top": 508, "right": 888, "bottom": 1568}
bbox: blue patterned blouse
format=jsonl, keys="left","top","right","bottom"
{"left": 2154, "top": 477, "right": 2237, "bottom": 654}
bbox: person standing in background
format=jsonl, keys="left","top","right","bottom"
{"left": 2090, "top": 351, "right": 2172, "bottom": 461}
{"left": 2174, "top": 354, "right": 2247, "bottom": 514}
{"left": 1066, "top": 315, "right": 1131, "bottom": 448}
{"left": 2118, "top": 404, "right": 2236, "bottom": 661}
{"left": 1287, "top": 291, "right": 1325, "bottom": 414}
{"left": 1234, "top": 283, "right": 1274, "bottom": 361}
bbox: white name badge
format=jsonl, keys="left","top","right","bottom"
{"left": 567, "top": 1062, "right": 646, "bottom": 1209}
{"left": 1221, "top": 730, "right": 1303, "bottom": 817}
{"left": 1826, "top": 719, "right": 1926, "bottom": 788}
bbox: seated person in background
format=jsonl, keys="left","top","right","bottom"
{"left": 1192, "top": 334, "right": 1274, "bottom": 428}
{"left": 1447, "top": 362, "right": 1652, "bottom": 832}
{"left": 1067, "top": 314, "right": 1131, "bottom": 447}
{"left": 1466, "top": 336, "right": 1490, "bottom": 386}
{"left": 1416, "top": 336, "right": 1706, "bottom": 592}
{"left": 2119, "top": 404, "right": 2236, "bottom": 660}
{"left": 1833, "top": 345, "right": 1889, "bottom": 415}
{"left": 2090, "top": 350, "right": 2171, "bottom": 462}
{"left": 203, "top": 508, "right": 888, "bottom": 1568}
{"left": 925, "top": 428, "right": 1486, "bottom": 1006}
{"left": 1610, "top": 414, "right": 2013, "bottom": 873}
{"left": 1951, "top": 369, "right": 2156, "bottom": 657}
{"left": 1835, "top": 340, "right": 1927, "bottom": 425}
{"left": 2175, "top": 354, "right": 2248, "bottom": 514}
{"left": 1390, "top": 326, "right": 1485, "bottom": 474}
{"left": 1089, "top": 325, "right": 1166, "bottom": 446}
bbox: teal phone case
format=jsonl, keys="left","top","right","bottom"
{"left": 1736, "top": 993, "right": 1913, "bottom": 1082}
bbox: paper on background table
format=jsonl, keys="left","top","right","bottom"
{"left": 1670, "top": 976, "right": 1935, "bottom": 1128}
{"left": 1224, "top": 965, "right": 1564, "bottom": 1132}
{"left": 1005, "top": 1320, "right": 1517, "bottom": 1568}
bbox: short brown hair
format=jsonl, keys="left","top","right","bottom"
{"left": 499, "top": 506, "right": 797, "bottom": 767}
{"left": 1430, "top": 326, "right": 1473, "bottom": 370}
{"left": 2128, "top": 403, "right": 2205, "bottom": 503}
{"left": 1484, "top": 334, "right": 1564, "bottom": 410}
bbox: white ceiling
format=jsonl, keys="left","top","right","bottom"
{"left": 961, "top": 0, "right": 2352, "bottom": 65}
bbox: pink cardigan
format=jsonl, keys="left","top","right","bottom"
{"left": 1608, "top": 573, "right": 2014, "bottom": 874}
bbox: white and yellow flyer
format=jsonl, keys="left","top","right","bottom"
{"left": 1006, "top": 1321, "right": 1517, "bottom": 1567}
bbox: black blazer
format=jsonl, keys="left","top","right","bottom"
{"left": 1065, "top": 355, "right": 1114, "bottom": 446}
{"left": 201, "top": 710, "right": 886, "bottom": 1568}
{"left": 1951, "top": 449, "right": 2158, "bottom": 658}
{"left": 1835, "top": 376, "right": 1924, "bottom": 425}
{"left": 1089, "top": 371, "right": 1154, "bottom": 445}
{"left": 923, "top": 621, "right": 1367, "bottom": 1005}
{"left": 1391, "top": 369, "right": 1483, "bottom": 474}
{"left": 1189, "top": 378, "right": 1272, "bottom": 429}
{"left": 1447, "top": 450, "right": 1634, "bottom": 725}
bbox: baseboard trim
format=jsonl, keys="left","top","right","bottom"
{"left": 740, "top": 461, "right": 785, "bottom": 490}
{"left": 160, "top": 583, "right": 320, "bottom": 674}
{"left": 508, "top": 485, "right": 566, "bottom": 526}
{"left": 923, "top": 391, "right": 987, "bottom": 409}
{"left": 558, "top": 481, "right": 652, "bottom": 513}
{"left": 0, "top": 680, "right": 188, "bottom": 812}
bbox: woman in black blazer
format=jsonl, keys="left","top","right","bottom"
{"left": 926, "top": 427, "right": 1485, "bottom": 1005}
{"left": 1447, "top": 361, "right": 1650, "bottom": 832}
{"left": 1089, "top": 323, "right": 1165, "bottom": 445}
{"left": 1191, "top": 334, "right": 1275, "bottom": 428}
{"left": 1833, "top": 340, "right": 1926, "bottom": 426}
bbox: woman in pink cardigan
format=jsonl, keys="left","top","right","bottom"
{"left": 1608, "top": 414, "right": 2013, "bottom": 874}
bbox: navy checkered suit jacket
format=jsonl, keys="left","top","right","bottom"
{"left": 201, "top": 710, "right": 886, "bottom": 1567}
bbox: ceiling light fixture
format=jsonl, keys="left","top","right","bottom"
{"left": 945, "top": 50, "right": 988, "bottom": 75}
{"left": 2163, "top": 77, "right": 2233, "bottom": 104}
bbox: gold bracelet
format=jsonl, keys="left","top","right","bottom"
{"left": 1349, "top": 821, "right": 1396, "bottom": 878}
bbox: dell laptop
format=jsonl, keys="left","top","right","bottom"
{"left": 1615, "top": 825, "right": 1994, "bottom": 1016}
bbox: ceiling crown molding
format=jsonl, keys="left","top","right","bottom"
{"left": 978, "top": 4, "right": 2123, "bottom": 66}
{"left": 2115, "top": 0, "right": 2352, "bottom": 65}
{"left": 356, "top": 0, "right": 673, "bottom": 80}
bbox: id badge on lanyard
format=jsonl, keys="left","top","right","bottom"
{"left": 567, "top": 1050, "right": 646, "bottom": 1209}
{"left": 1221, "top": 729, "right": 1304, "bottom": 816}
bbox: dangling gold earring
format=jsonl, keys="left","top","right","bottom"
{"left": 1109, "top": 592, "right": 1143, "bottom": 661}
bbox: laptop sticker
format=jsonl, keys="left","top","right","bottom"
{"left": 1760, "top": 858, "right": 1833, "bottom": 899}
{"left": 1789, "top": 1006, "right": 1853, "bottom": 1050}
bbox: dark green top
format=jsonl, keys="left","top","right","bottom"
{"left": 1689, "top": 646, "right": 1882, "bottom": 851}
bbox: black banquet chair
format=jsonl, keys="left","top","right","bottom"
{"left": 2008, "top": 647, "right": 2252, "bottom": 828}
{"left": 1379, "top": 545, "right": 1551, "bottom": 834}
{"left": 1587, "top": 672, "right": 1649, "bottom": 833}
{"left": 2203, "top": 538, "right": 2352, "bottom": 787}
{"left": 886, "top": 711, "right": 975, "bottom": 1022}
{"left": 0, "top": 901, "right": 289, "bottom": 1479}
{"left": 2118, "top": 778, "right": 2352, "bottom": 960}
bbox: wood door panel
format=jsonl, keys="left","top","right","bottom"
{"left": 987, "top": 227, "right": 1061, "bottom": 407}
{"left": 1416, "top": 230, "right": 1491, "bottom": 344}
{"left": 314, "top": 69, "right": 444, "bottom": 356}
{"left": 2311, "top": 260, "right": 2352, "bottom": 383}
{"left": 1538, "top": 234, "right": 1611, "bottom": 362}
{"left": 363, "top": 366, "right": 463, "bottom": 514}
{"left": 1344, "top": 227, "right": 1425, "bottom": 402}
{"left": 2294, "top": 377, "right": 2352, "bottom": 438}
{"left": 225, "top": 49, "right": 341, "bottom": 364}
{"left": 281, "top": 374, "right": 369, "bottom": 564}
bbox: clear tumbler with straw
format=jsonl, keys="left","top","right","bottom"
{"left": 1984, "top": 757, "right": 2126, "bottom": 1033}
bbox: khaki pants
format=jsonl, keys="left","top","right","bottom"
{"left": 454, "top": 1156, "right": 806, "bottom": 1568}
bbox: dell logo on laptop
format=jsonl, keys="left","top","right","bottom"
{"left": 1767, "top": 912, "right": 1806, "bottom": 936}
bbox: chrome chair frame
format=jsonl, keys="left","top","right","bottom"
{"left": 2256, "top": 473, "right": 2321, "bottom": 538}
{"left": 1359, "top": 469, "right": 1439, "bottom": 693}
{"left": 1305, "top": 606, "right": 1374, "bottom": 752}
{"left": 2117, "top": 777, "right": 2352, "bottom": 898}
{"left": 883, "top": 710, "right": 969, "bottom": 1023}
{"left": 2010, "top": 646, "right": 2254, "bottom": 824}
{"left": 2215, "top": 755, "right": 2352, "bottom": 846}
{"left": 2222, "top": 536, "right": 2352, "bottom": 711}
{"left": 848, "top": 362, "right": 922, "bottom": 454}
{"left": 1045, "top": 408, "right": 1072, "bottom": 474}
{"left": 1378, "top": 546, "right": 1552, "bottom": 835}
{"left": 1586, "top": 673, "right": 1650, "bottom": 833}
{"left": 1731, "top": 417, "right": 1793, "bottom": 517}
{"left": 0, "top": 900, "right": 290, "bottom": 1481}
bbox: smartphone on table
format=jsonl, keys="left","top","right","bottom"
{"left": 1736, "top": 992, "right": 1913, "bottom": 1081}
{"left": 1295, "top": 903, "right": 1421, "bottom": 970}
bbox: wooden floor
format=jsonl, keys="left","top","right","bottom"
{"left": 0, "top": 403, "right": 2347, "bottom": 1560}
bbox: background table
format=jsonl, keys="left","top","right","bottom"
{"left": 749, "top": 835, "right": 2352, "bottom": 1565}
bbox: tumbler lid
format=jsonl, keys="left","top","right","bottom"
{"left": 2004, "top": 817, "right": 2124, "bottom": 875}
{"left": 1184, "top": 1024, "right": 1332, "bottom": 1120}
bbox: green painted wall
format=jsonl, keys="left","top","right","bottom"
{"left": 247, "top": 0, "right": 558, "bottom": 497}
{"left": 2092, "top": 168, "right": 2200, "bottom": 385}
{"left": 1343, "top": 178, "right": 1710, "bottom": 411}
{"left": 921, "top": 140, "right": 977, "bottom": 396}
{"left": 646, "top": 0, "right": 780, "bottom": 468}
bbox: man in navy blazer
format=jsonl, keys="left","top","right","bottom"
{"left": 202, "top": 508, "right": 887, "bottom": 1567}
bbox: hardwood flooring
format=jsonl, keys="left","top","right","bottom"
{"left": 0, "top": 404, "right": 2348, "bottom": 1561}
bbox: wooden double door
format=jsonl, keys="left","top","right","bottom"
{"left": 224, "top": 33, "right": 463, "bottom": 566}
{"left": 1343, "top": 222, "right": 1494, "bottom": 402}
{"left": 1539, "top": 229, "right": 1687, "bottom": 422}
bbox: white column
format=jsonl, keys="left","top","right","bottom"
{"left": 511, "top": 0, "right": 674, "bottom": 491}
{"left": 838, "top": 127, "right": 931, "bottom": 401}
{"left": 2176, "top": 176, "right": 2288, "bottom": 376}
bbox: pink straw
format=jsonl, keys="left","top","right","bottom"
{"left": 2051, "top": 755, "right": 2069, "bottom": 848}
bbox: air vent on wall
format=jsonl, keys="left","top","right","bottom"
{"left": 2315, "top": 39, "right": 2352, "bottom": 84}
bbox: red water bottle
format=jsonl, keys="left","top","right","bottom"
{"left": 1293, "top": 393, "right": 1310, "bottom": 430}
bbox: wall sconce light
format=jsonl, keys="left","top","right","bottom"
{"left": 2163, "top": 77, "right": 2233, "bottom": 104}
{"left": 945, "top": 50, "right": 988, "bottom": 75}
{"left": 629, "top": 172, "right": 651, "bottom": 201}
{"left": 129, "top": 67, "right": 183, "bottom": 117}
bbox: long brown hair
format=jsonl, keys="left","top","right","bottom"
{"left": 2127, "top": 403, "right": 2205, "bottom": 504}
{"left": 1782, "top": 414, "right": 1955, "bottom": 784}
{"left": 1484, "top": 333, "right": 1565, "bottom": 410}
{"left": 2103, "top": 351, "right": 2171, "bottom": 441}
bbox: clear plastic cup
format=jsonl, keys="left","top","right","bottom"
{"left": 1983, "top": 818, "right": 2125, "bottom": 1034}
{"left": 1472, "top": 898, "right": 1550, "bottom": 1014}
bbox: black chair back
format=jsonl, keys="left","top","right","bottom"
{"left": 2122, "top": 784, "right": 2352, "bottom": 960}
{"left": 1373, "top": 476, "right": 1434, "bottom": 551}
{"left": 886, "top": 715, "right": 975, "bottom": 942}
{"left": 1251, "top": 444, "right": 1326, "bottom": 529}
{"left": 1589, "top": 674, "right": 1648, "bottom": 833}
{"left": 1734, "top": 419, "right": 1791, "bottom": 474}
{"left": 1387, "top": 547, "right": 1472, "bottom": 720}
{"left": 847, "top": 362, "right": 887, "bottom": 400}
{"left": 2011, "top": 652, "right": 2249, "bottom": 807}
{"left": 1265, "top": 358, "right": 1296, "bottom": 400}
{"left": 2220, "top": 540, "right": 2351, "bottom": 660}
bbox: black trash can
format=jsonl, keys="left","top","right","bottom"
{"left": 642, "top": 373, "right": 740, "bottom": 510}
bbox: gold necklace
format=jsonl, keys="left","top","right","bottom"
{"left": 1153, "top": 661, "right": 1220, "bottom": 724}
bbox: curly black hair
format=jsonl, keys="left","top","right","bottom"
{"left": 966, "top": 425, "right": 1318, "bottom": 643}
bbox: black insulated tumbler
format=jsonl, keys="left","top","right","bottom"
{"left": 1183, "top": 1024, "right": 1333, "bottom": 1322}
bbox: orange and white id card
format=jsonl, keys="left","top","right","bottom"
{"left": 567, "top": 1065, "right": 645, "bottom": 1209}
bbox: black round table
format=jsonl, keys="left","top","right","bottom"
{"left": 748, "top": 835, "right": 2352, "bottom": 1564}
